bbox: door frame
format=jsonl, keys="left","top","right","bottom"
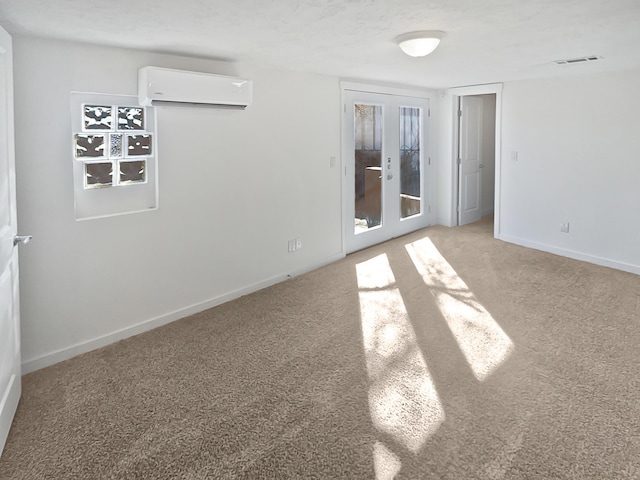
{"left": 449, "top": 83, "right": 502, "bottom": 237}
{"left": 340, "top": 81, "right": 435, "bottom": 254}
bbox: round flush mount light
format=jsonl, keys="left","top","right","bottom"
{"left": 395, "top": 30, "right": 445, "bottom": 57}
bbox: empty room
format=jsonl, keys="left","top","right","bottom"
{"left": 1, "top": 1, "right": 639, "bottom": 478}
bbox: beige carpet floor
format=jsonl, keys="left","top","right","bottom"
{"left": 2, "top": 218, "right": 640, "bottom": 479}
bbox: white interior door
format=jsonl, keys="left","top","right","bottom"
{"left": 0, "top": 26, "right": 22, "bottom": 457}
{"left": 343, "top": 90, "right": 429, "bottom": 253}
{"left": 458, "top": 95, "right": 483, "bottom": 226}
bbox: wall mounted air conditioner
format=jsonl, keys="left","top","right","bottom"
{"left": 138, "top": 66, "right": 252, "bottom": 108}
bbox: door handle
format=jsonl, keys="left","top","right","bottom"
{"left": 479, "top": 163, "right": 485, "bottom": 168}
{"left": 13, "top": 235, "right": 32, "bottom": 247}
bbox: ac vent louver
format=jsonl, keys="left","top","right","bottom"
{"left": 555, "top": 55, "right": 602, "bottom": 65}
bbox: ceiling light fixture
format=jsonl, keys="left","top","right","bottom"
{"left": 395, "top": 30, "right": 445, "bottom": 57}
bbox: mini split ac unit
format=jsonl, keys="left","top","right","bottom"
{"left": 138, "top": 66, "right": 253, "bottom": 108}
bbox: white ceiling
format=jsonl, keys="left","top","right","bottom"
{"left": 1, "top": 0, "right": 639, "bottom": 88}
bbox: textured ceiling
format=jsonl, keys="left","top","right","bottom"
{"left": 1, "top": 0, "right": 639, "bottom": 88}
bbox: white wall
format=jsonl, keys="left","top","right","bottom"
{"left": 13, "top": 36, "right": 343, "bottom": 371}
{"left": 499, "top": 69, "right": 640, "bottom": 273}
{"left": 434, "top": 90, "right": 456, "bottom": 226}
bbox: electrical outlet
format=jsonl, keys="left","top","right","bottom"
{"left": 288, "top": 239, "right": 296, "bottom": 252}
{"left": 295, "top": 238, "right": 302, "bottom": 250}
{"left": 560, "top": 222, "right": 570, "bottom": 233}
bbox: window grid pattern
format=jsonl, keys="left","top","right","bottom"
{"left": 74, "top": 104, "right": 151, "bottom": 189}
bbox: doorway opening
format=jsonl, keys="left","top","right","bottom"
{"left": 450, "top": 84, "right": 502, "bottom": 236}
{"left": 457, "top": 93, "right": 496, "bottom": 226}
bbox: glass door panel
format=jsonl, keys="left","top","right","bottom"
{"left": 399, "top": 107, "right": 421, "bottom": 219}
{"left": 354, "top": 104, "right": 382, "bottom": 234}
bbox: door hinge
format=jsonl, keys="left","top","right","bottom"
{"left": 428, "top": 157, "right": 431, "bottom": 166}
{"left": 458, "top": 110, "right": 462, "bottom": 118}
{"left": 457, "top": 157, "right": 462, "bottom": 165}
{"left": 428, "top": 108, "right": 431, "bottom": 117}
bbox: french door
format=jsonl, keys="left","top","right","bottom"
{"left": 343, "top": 89, "right": 430, "bottom": 253}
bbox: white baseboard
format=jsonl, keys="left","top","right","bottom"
{"left": 21, "top": 252, "right": 345, "bottom": 374}
{"left": 497, "top": 234, "right": 640, "bottom": 276}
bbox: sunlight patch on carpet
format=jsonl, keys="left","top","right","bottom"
{"left": 372, "top": 441, "right": 402, "bottom": 480}
{"left": 406, "top": 237, "right": 514, "bottom": 381}
{"left": 357, "top": 254, "right": 445, "bottom": 459}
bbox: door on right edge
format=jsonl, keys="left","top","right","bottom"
{"left": 0, "top": 25, "right": 22, "bottom": 458}
{"left": 458, "top": 95, "right": 483, "bottom": 226}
